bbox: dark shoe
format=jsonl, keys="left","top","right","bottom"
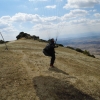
{"left": 50, "top": 64, "right": 54, "bottom": 68}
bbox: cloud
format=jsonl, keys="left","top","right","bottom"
{"left": 11, "top": 13, "right": 42, "bottom": 23}
{"left": 1, "top": 29, "right": 19, "bottom": 41}
{"left": 62, "top": 9, "right": 88, "bottom": 20}
{"left": 69, "top": 19, "right": 88, "bottom": 24}
{"left": 0, "top": 23, "right": 9, "bottom": 29}
{"left": 10, "top": 13, "right": 60, "bottom": 24}
{"left": 89, "top": 9, "right": 97, "bottom": 12}
{"left": 94, "top": 13, "right": 100, "bottom": 18}
{"left": 0, "top": 23, "right": 19, "bottom": 41}
{"left": 93, "top": 9, "right": 97, "bottom": 12}
{"left": 0, "top": 16, "right": 11, "bottom": 23}
{"left": 63, "top": 0, "right": 100, "bottom": 9}
{"left": 0, "top": 12, "right": 100, "bottom": 41}
{"left": 43, "top": 16, "right": 60, "bottom": 23}
{"left": 45, "top": 5, "right": 56, "bottom": 9}
{"left": 0, "top": 16, "right": 11, "bottom": 29}
{"left": 29, "top": 17, "right": 100, "bottom": 39}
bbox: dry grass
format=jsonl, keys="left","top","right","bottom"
{"left": 0, "top": 39, "right": 100, "bottom": 100}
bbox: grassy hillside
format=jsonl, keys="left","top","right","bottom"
{"left": 0, "top": 39, "right": 100, "bottom": 100}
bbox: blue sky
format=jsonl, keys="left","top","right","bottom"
{"left": 0, "top": 0, "right": 100, "bottom": 41}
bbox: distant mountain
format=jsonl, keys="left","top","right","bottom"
{"left": 57, "top": 35, "right": 100, "bottom": 57}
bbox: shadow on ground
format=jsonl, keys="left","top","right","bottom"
{"left": 33, "top": 76, "right": 95, "bottom": 100}
{"left": 49, "top": 67, "right": 69, "bottom": 75}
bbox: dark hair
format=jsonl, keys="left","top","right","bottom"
{"left": 51, "top": 38, "right": 54, "bottom": 41}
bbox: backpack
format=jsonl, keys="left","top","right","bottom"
{"left": 43, "top": 44, "right": 51, "bottom": 56}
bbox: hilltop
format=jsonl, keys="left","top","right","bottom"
{"left": 0, "top": 39, "right": 100, "bottom": 100}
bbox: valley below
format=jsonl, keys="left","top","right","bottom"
{"left": 58, "top": 36, "right": 100, "bottom": 58}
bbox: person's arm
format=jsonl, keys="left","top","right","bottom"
{"left": 50, "top": 43, "right": 58, "bottom": 48}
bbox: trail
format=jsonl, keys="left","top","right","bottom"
{"left": 21, "top": 52, "right": 34, "bottom": 78}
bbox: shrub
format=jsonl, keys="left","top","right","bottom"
{"left": 38, "top": 39, "right": 48, "bottom": 42}
{"left": 76, "top": 48, "right": 84, "bottom": 53}
{"left": 16, "top": 32, "right": 39, "bottom": 40}
{"left": 83, "top": 50, "right": 95, "bottom": 58}
{"left": 66, "top": 46, "right": 95, "bottom": 58}
{"left": 57, "top": 44, "right": 64, "bottom": 47}
{"left": 0, "top": 40, "right": 4, "bottom": 44}
{"left": 90, "top": 55, "right": 95, "bottom": 58}
{"left": 67, "top": 46, "right": 75, "bottom": 50}
{"left": 83, "top": 50, "right": 90, "bottom": 56}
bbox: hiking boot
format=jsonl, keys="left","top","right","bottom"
{"left": 50, "top": 64, "right": 54, "bottom": 68}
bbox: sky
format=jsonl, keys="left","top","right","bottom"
{"left": 0, "top": 0, "right": 100, "bottom": 41}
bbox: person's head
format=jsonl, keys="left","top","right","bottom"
{"left": 51, "top": 38, "right": 54, "bottom": 41}
{"left": 50, "top": 38, "right": 54, "bottom": 43}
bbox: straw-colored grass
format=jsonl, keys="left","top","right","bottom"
{"left": 0, "top": 39, "right": 100, "bottom": 100}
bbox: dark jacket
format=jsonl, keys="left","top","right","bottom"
{"left": 49, "top": 40, "right": 56, "bottom": 53}
{"left": 43, "top": 40, "right": 58, "bottom": 56}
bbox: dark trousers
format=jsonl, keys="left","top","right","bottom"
{"left": 50, "top": 53, "right": 55, "bottom": 65}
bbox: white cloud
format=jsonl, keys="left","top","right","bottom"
{"left": 0, "top": 12, "right": 100, "bottom": 41}
{"left": 0, "top": 23, "right": 9, "bottom": 29}
{"left": 0, "top": 16, "right": 12, "bottom": 29}
{"left": 89, "top": 9, "right": 97, "bottom": 12}
{"left": 0, "top": 24, "right": 19, "bottom": 41}
{"left": 1, "top": 16, "right": 11, "bottom": 20}
{"left": 94, "top": 13, "right": 100, "bottom": 18}
{"left": 11, "top": 13, "right": 42, "bottom": 23}
{"left": 43, "top": 16, "right": 60, "bottom": 23}
{"left": 93, "top": 9, "right": 97, "bottom": 12}
{"left": 0, "top": 16, "right": 11, "bottom": 23}
{"left": 10, "top": 13, "right": 60, "bottom": 24}
{"left": 69, "top": 19, "right": 88, "bottom": 24}
{"left": 63, "top": 0, "right": 100, "bottom": 9}
{"left": 62, "top": 9, "right": 88, "bottom": 20}
{"left": 45, "top": 5, "right": 56, "bottom": 9}
{"left": 29, "top": 17, "right": 100, "bottom": 39}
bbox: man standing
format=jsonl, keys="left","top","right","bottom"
{"left": 43, "top": 38, "right": 58, "bottom": 67}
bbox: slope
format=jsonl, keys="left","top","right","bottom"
{"left": 0, "top": 39, "right": 100, "bottom": 100}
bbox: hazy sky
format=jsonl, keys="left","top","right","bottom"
{"left": 0, "top": 0, "right": 100, "bottom": 41}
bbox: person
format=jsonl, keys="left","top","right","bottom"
{"left": 43, "top": 38, "right": 58, "bottom": 67}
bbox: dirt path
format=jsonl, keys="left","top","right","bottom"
{"left": 21, "top": 52, "right": 34, "bottom": 78}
